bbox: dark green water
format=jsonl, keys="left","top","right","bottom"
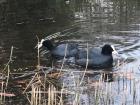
{"left": 0, "top": 0, "right": 140, "bottom": 104}
{"left": 0, "top": 0, "right": 76, "bottom": 69}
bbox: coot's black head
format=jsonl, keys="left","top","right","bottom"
{"left": 101, "top": 44, "right": 114, "bottom": 55}
{"left": 42, "top": 40, "right": 54, "bottom": 50}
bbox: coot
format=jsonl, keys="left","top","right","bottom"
{"left": 76, "top": 44, "right": 117, "bottom": 69}
{"left": 39, "top": 39, "right": 78, "bottom": 59}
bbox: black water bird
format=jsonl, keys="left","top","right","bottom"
{"left": 38, "top": 39, "right": 78, "bottom": 59}
{"left": 75, "top": 44, "right": 118, "bottom": 69}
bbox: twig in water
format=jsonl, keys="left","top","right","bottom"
{"left": 36, "top": 35, "right": 40, "bottom": 70}
{"left": 80, "top": 43, "right": 89, "bottom": 85}
{"left": 2, "top": 46, "right": 14, "bottom": 90}
{"left": 57, "top": 43, "right": 68, "bottom": 77}
{"left": 23, "top": 73, "right": 38, "bottom": 94}
{"left": 5, "top": 65, "right": 10, "bottom": 89}
{"left": 3, "top": 46, "right": 14, "bottom": 72}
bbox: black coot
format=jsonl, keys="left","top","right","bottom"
{"left": 76, "top": 44, "right": 117, "bottom": 69}
{"left": 39, "top": 39, "right": 78, "bottom": 59}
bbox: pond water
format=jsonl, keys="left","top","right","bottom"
{"left": 0, "top": 0, "right": 140, "bottom": 105}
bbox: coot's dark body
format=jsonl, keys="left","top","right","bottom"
{"left": 42, "top": 40, "right": 78, "bottom": 59}
{"left": 76, "top": 45, "right": 114, "bottom": 69}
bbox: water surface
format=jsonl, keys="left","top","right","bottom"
{"left": 0, "top": 0, "right": 140, "bottom": 105}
